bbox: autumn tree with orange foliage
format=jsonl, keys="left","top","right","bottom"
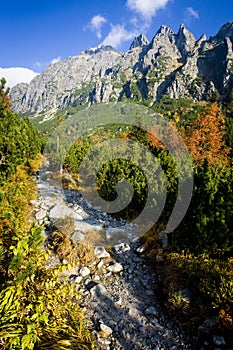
{"left": 146, "top": 125, "right": 165, "bottom": 149}
{"left": 184, "top": 103, "right": 230, "bottom": 167}
{"left": 171, "top": 102, "right": 233, "bottom": 255}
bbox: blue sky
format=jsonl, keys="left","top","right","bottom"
{"left": 1, "top": 0, "right": 233, "bottom": 87}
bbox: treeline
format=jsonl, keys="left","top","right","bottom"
{"left": 0, "top": 79, "right": 94, "bottom": 350}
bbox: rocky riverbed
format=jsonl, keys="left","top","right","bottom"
{"left": 32, "top": 171, "right": 227, "bottom": 350}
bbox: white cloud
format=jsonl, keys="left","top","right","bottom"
{"left": 126, "top": 0, "right": 170, "bottom": 21}
{"left": 33, "top": 56, "right": 62, "bottom": 71}
{"left": 101, "top": 24, "right": 136, "bottom": 48}
{"left": 0, "top": 67, "right": 39, "bottom": 88}
{"left": 34, "top": 61, "right": 42, "bottom": 68}
{"left": 88, "top": 14, "right": 107, "bottom": 39}
{"left": 185, "top": 7, "right": 199, "bottom": 23}
{"left": 50, "top": 56, "right": 61, "bottom": 65}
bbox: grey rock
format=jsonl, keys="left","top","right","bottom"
{"left": 10, "top": 46, "right": 121, "bottom": 116}
{"left": 113, "top": 295, "right": 122, "bottom": 305}
{"left": 71, "top": 231, "right": 85, "bottom": 243}
{"left": 176, "top": 24, "right": 196, "bottom": 56}
{"left": 132, "top": 256, "right": 143, "bottom": 263}
{"left": 65, "top": 266, "right": 80, "bottom": 276}
{"left": 50, "top": 203, "right": 82, "bottom": 221}
{"left": 128, "top": 305, "right": 141, "bottom": 318}
{"left": 181, "top": 288, "right": 191, "bottom": 303}
{"left": 99, "top": 323, "right": 113, "bottom": 335}
{"left": 107, "top": 263, "right": 123, "bottom": 273}
{"left": 151, "top": 318, "right": 164, "bottom": 330}
{"left": 212, "top": 335, "right": 226, "bottom": 346}
{"left": 90, "top": 283, "right": 107, "bottom": 297}
{"left": 155, "top": 255, "right": 164, "bottom": 263}
{"left": 94, "top": 246, "right": 110, "bottom": 259}
{"left": 97, "top": 260, "right": 104, "bottom": 269}
{"left": 79, "top": 267, "right": 90, "bottom": 277}
{"left": 93, "top": 275, "right": 100, "bottom": 281}
{"left": 114, "top": 243, "right": 131, "bottom": 253}
{"left": 157, "top": 231, "right": 168, "bottom": 248}
{"left": 73, "top": 220, "right": 102, "bottom": 233}
{"left": 97, "top": 337, "right": 111, "bottom": 346}
{"left": 144, "top": 306, "right": 157, "bottom": 316}
{"left": 106, "top": 227, "right": 127, "bottom": 242}
{"left": 198, "top": 318, "right": 217, "bottom": 335}
{"left": 145, "top": 290, "right": 154, "bottom": 296}
{"left": 74, "top": 276, "right": 83, "bottom": 284}
{"left": 136, "top": 245, "right": 145, "bottom": 254}
{"left": 35, "top": 209, "right": 47, "bottom": 221}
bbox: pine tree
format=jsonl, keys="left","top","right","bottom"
{"left": 0, "top": 78, "right": 42, "bottom": 178}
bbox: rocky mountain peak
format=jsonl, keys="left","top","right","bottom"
{"left": 176, "top": 24, "right": 196, "bottom": 56}
{"left": 129, "top": 34, "right": 149, "bottom": 50}
{"left": 156, "top": 24, "right": 175, "bottom": 37}
{"left": 210, "top": 21, "right": 233, "bottom": 44}
{"left": 148, "top": 24, "right": 179, "bottom": 61}
{"left": 196, "top": 33, "right": 207, "bottom": 46}
{"left": 217, "top": 21, "right": 233, "bottom": 37}
{"left": 177, "top": 24, "right": 196, "bottom": 42}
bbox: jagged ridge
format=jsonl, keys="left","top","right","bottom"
{"left": 10, "top": 22, "right": 233, "bottom": 118}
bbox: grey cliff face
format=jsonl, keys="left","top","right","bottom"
{"left": 176, "top": 24, "right": 196, "bottom": 57}
{"left": 130, "top": 34, "right": 149, "bottom": 50}
{"left": 9, "top": 22, "right": 233, "bottom": 118}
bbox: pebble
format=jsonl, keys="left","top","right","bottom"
{"left": 213, "top": 335, "right": 226, "bottom": 346}
{"left": 114, "top": 243, "right": 131, "bottom": 253}
{"left": 93, "top": 275, "right": 100, "bottom": 281}
{"left": 155, "top": 255, "right": 164, "bottom": 263}
{"left": 99, "top": 323, "right": 113, "bottom": 336}
{"left": 74, "top": 276, "right": 83, "bottom": 284}
{"left": 113, "top": 295, "right": 122, "bottom": 305}
{"left": 144, "top": 306, "right": 158, "bottom": 316}
{"left": 97, "top": 260, "right": 104, "bottom": 269}
{"left": 90, "top": 284, "right": 107, "bottom": 297}
{"left": 151, "top": 318, "right": 164, "bottom": 330}
{"left": 98, "top": 337, "right": 111, "bottom": 346}
{"left": 94, "top": 246, "right": 110, "bottom": 259}
{"left": 136, "top": 245, "right": 145, "bottom": 254}
{"left": 107, "top": 262, "right": 123, "bottom": 273}
{"left": 79, "top": 267, "right": 90, "bottom": 277}
{"left": 35, "top": 209, "right": 47, "bottom": 221}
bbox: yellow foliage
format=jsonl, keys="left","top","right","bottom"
{"left": 0, "top": 163, "right": 95, "bottom": 349}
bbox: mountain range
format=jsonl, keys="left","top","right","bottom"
{"left": 10, "top": 22, "right": 233, "bottom": 120}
